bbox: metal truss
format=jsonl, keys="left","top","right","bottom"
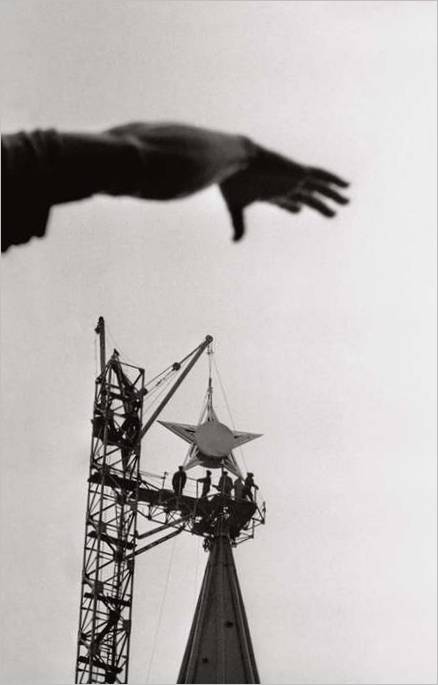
{"left": 75, "top": 353, "right": 145, "bottom": 684}
{"left": 74, "top": 328, "right": 265, "bottom": 682}
{"left": 134, "top": 479, "right": 266, "bottom": 552}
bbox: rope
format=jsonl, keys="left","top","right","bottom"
{"left": 105, "top": 321, "right": 133, "bottom": 363}
{"left": 145, "top": 338, "right": 213, "bottom": 388}
{"left": 207, "top": 340, "right": 214, "bottom": 384}
{"left": 212, "top": 356, "right": 249, "bottom": 474}
{"left": 94, "top": 325, "right": 209, "bottom": 411}
{"left": 142, "top": 371, "right": 178, "bottom": 412}
{"left": 143, "top": 337, "right": 211, "bottom": 398}
{"left": 145, "top": 364, "right": 180, "bottom": 388}
{"left": 145, "top": 535, "right": 178, "bottom": 684}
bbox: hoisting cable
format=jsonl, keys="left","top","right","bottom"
{"left": 141, "top": 342, "right": 208, "bottom": 417}
{"left": 197, "top": 386, "right": 210, "bottom": 422}
{"left": 145, "top": 534, "right": 178, "bottom": 684}
{"left": 145, "top": 338, "right": 213, "bottom": 389}
{"left": 142, "top": 341, "right": 209, "bottom": 414}
{"left": 144, "top": 358, "right": 185, "bottom": 390}
{"left": 182, "top": 387, "right": 209, "bottom": 468}
{"left": 212, "top": 355, "right": 249, "bottom": 474}
{"left": 140, "top": 335, "right": 212, "bottom": 441}
{"left": 144, "top": 365, "right": 181, "bottom": 400}
{"left": 105, "top": 321, "right": 138, "bottom": 367}
{"left": 142, "top": 370, "right": 179, "bottom": 413}
{"left": 182, "top": 345, "right": 213, "bottom": 467}
{"left": 100, "top": 326, "right": 210, "bottom": 398}
{"left": 208, "top": 339, "right": 213, "bottom": 382}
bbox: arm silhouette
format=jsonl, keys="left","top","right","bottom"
{"left": 1, "top": 122, "right": 349, "bottom": 252}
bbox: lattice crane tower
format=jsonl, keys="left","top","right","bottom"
{"left": 75, "top": 318, "right": 266, "bottom": 683}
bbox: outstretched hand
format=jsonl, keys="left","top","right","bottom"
{"left": 107, "top": 123, "right": 350, "bottom": 241}
{"left": 219, "top": 145, "right": 350, "bottom": 241}
{"left": 2, "top": 122, "right": 350, "bottom": 252}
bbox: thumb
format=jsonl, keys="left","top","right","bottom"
{"left": 229, "top": 205, "right": 245, "bottom": 242}
{"left": 220, "top": 185, "right": 246, "bottom": 241}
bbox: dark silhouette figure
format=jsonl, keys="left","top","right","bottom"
{"left": 1, "top": 122, "right": 349, "bottom": 252}
{"left": 172, "top": 465, "right": 187, "bottom": 496}
{"left": 218, "top": 470, "right": 233, "bottom": 497}
{"left": 197, "top": 470, "right": 212, "bottom": 498}
{"left": 233, "top": 476, "right": 245, "bottom": 501}
{"left": 242, "top": 472, "right": 259, "bottom": 502}
{"left": 92, "top": 408, "right": 120, "bottom": 445}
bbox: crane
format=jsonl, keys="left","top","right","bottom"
{"left": 75, "top": 318, "right": 265, "bottom": 683}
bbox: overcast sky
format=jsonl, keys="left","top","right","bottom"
{"left": 1, "top": 2, "right": 436, "bottom": 684}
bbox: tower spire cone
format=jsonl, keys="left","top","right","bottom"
{"left": 178, "top": 531, "right": 260, "bottom": 684}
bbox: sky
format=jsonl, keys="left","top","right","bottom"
{"left": 0, "top": 1, "right": 436, "bottom": 684}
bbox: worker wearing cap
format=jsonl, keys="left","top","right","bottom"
{"left": 218, "top": 470, "right": 233, "bottom": 497}
{"left": 197, "top": 470, "right": 212, "bottom": 498}
{"left": 233, "top": 476, "right": 245, "bottom": 501}
{"left": 172, "top": 465, "right": 187, "bottom": 496}
{"left": 242, "top": 472, "right": 259, "bottom": 502}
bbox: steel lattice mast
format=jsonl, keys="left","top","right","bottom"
{"left": 75, "top": 319, "right": 213, "bottom": 683}
{"left": 75, "top": 321, "right": 145, "bottom": 683}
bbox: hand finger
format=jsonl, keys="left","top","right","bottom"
{"left": 220, "top": 183, "right": 246, "bottom": 241}
{"left": 302, "top": 181, "right": 349, "bottom": 205}
{"left": 274, "top": 199, "right": 302, "bottom": 214}
{"left": 294, "top": 192, "right": 336, "bottom": 218}
{"left": 308, "top": 167, "right": 349, "bottom": 188}
{"left": 228, "top": 206, "right": 246, "bottom": 241}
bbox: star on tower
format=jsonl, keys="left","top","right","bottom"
{"left": 158, "top": 389, "right": 261, "bottom": 478}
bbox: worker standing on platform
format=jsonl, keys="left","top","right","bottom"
{"left": 172, "top": 465, "right": 187, "bottom": 496}
{"left": 197, "top": 470, "right": 212, "bottom": 498}
{"left": 242, "top": 473, "right": 259, "bottom": 502}
{"left": 218, "top": 470, "right": 233, "bottom": 497}
{"left": 233, "top": 476, "right": 245, "bottom": 501}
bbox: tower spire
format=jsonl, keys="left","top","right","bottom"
{"left": 178, "top": 533, "right": 260, "bottom": 684}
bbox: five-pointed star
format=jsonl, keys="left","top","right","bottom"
{"left": 158, "top": 409, "right": 262, "bottom": 477}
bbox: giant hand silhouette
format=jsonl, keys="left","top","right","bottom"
{"left": 2, "top": 122, "right": 350, "bottom": 251}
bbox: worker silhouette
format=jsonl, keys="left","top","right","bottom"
{"left": 233, "top": 476, "right": 245, "bottom": 501}
{"left": 218, "top": 470, "right": 233, "bottom": 497}
{"left": 92, "top": 407, "right": 120, "bottom": 445}
{"left": 2, "top": 122, "right": 349, "bottom": 252}
{"left": 172, "top": 465, "right": 187, "bottom": 496}
{"left": 197, "top": 470, "right": 212, "bottom": 498}
{"left": 242, "top": 472, "right": 259, "bottom": 502}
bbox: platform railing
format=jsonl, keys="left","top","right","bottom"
{"left": 139, "top": 468, "right": 264, "bottom": 505}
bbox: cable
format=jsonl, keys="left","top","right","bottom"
{"left": 145, "top": 338, "right": 212, "bottom": 389}
{"left": 143, "top": 337, "right": 210, "bottom": 397}
{"left": 143, "top": 371, "right": 176, "bottom": 409}
{"left": 212, "top": 356, "right": 249, "bottom": 474}
{"left": 207, "top": 340, "right": 214, "bottom": 383}
{"left": 145, "top": 364, "right": 180, "bottom": 389}
{"left": 145, "top": 535, "right": 178, "bottom": 684}
{"left": 105, "top": 321, "right": 128, "bottom": 361}
{"left": 106, "top": 320, "right": 148, "bottom": 367}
